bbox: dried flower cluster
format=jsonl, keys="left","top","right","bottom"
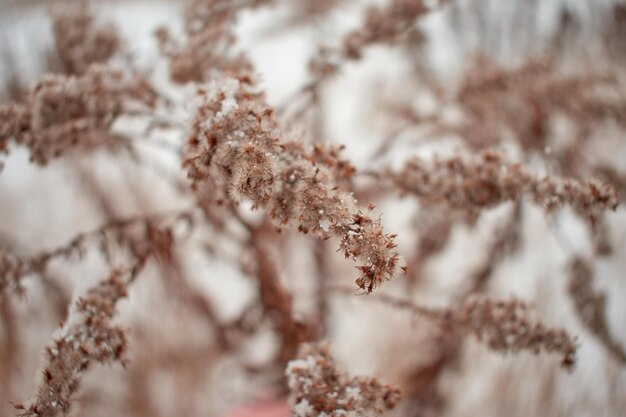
{"left": 342, "top": 0, "right": 445, "bottom": 61}
{"left": 391, "top": 150, "right": 618, "bottom": 221}
{"left": 339, "top": 289, "right": 578, "bottom": 369}
{"left": 0, "top": 66, "right": 156, "bottom": 165}
{"left": 448, "top": 296, "right": 578, "bottom": 369}
{"left": 0, "top": 250, "right": 24, "bottom": 295}
{"left": 51, "top": 3, "right": 120, "bottom": 75}
{"left": 15, "top": 270, "right": 130, "bottom": 417}
{"left": 286, "top": 342, "right": 402, "bottom": 417}
{"left": 455, "top": 56, "right": 626, "bottom": 151}
{"left": 310, "top": 0, "right": 450, "bottom": 79}
{"left": 156, "top": 0, "right": 269, "bottom": 84}
{"left": 185, "top": 77, "right": 403, "bottom": 292}
{"left": 0, "top": 104, "right": 28, "bottom": 162}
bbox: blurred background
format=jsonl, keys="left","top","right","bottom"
{"left": 1, "top": 1, "right": 625, "bottom": 416}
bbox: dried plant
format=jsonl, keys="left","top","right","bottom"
{"left": 0, "top": 66, "right": 156, "bottom": 165}
{"left": 453, "top": 56, "right": 626, "bottom": 152}
{"left": 286, "top": 342, "right": 402, "bottom": 417}
{"left": 450, "top": 296, "right": 577, "bottom": 369}
{"left": 310, "top": 0, "right": 451, "bottom": 80}
{"left": 391, "top": 150, "right": 618, "bottom": 222}
{"left": 0, "top": 0, "right": 625, "bottom": 416}
{"left": 184, "top": 77, "right": 404, "bottom": 292}
{"left": 341, "top": 0, "right": 450, "bottom": 61}
{"left": 15, "top": 268, "right": 134, "bottom": 417}
{"left": 51, "top": 2, "right": 120, "bottom": 75}
{"left": 567, "top": 258, "right": 626, "bottom": 364}
{"left": 0, "top": 250, "right": 24, "bottom": 295}
{"left": 156, "top": 0, "right": 270, "bottom": 84}
{"left": 332, "top": 288, "right": 577, "bottom": 369}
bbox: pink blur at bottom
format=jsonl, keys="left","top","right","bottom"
{"left": 222, "top": 400, "right": 291, "bottom": 417}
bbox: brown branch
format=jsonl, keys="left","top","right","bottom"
{"left": 568, "top": 257, "right": 626, "bottom": 364}
{"left": 248, "top": 219, "right": 316, "bottom": 364}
